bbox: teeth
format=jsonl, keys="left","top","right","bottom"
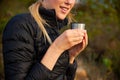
{"left": 60, "top": 6, "right": 69, "bottom": 13}
{"left": 61, "top": 7, "right": 68, "bottom": 13}
{"left": 63, "top": 8, "right": 68, "bottom": 11}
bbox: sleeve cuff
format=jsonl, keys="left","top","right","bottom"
{"left": 26, "top": 62, "right": 51, "bottom": 79}
{"left": 67, "top": 60, "right": 77, "bottom": 75}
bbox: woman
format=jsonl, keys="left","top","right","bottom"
{"left": 2, "top": 0, "right": 88, "bottom": 80}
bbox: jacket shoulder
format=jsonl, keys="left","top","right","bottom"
{"left": 6, "top": 13, "right": 36, "bottom": 27}
{"left": 3, "top": 13, "right": 39, "bottom": 38}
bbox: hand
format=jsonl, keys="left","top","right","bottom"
{"left": 53, "top": 29, "right": 85, "bottom": 53}
{"left": 41, "top": 29, "right": 87, "bottom": 70}
{"left": 69, "top": 30, "right": 88, "bottom": 63}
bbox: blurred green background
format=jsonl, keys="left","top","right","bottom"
{"left": 0, "top": 0, "right": 120, "bottom": 80}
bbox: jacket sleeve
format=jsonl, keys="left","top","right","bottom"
{"left": 66, "top": 60, "right": 77, "bottom": 80}
{"left": 2, "top": 15, "right": 51, "bottom": 80}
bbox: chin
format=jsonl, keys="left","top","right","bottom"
{"left": 57, "top": 15, "right": 66, "bottom": 20}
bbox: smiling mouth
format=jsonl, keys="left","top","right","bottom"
{"left": 60, "top": 6, "right": 69, "bottom": 14}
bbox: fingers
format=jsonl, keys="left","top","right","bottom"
{"left": 71, "top": 35, "right": 83, "bottom": 43}
{"left": 68, "top": 30, "right": 88, "bottom": 60}
{"left": 71, "top": 29, "right": 85, "bottom": 41}
{"left": 77, "top": 30, "right": 88, "bottom": 51}
{"left": 80, "top": 30, "right": 88, "bottom": 52}
{"left": 53, "top": 29, "right": 88, "bottom": 51}
{"left": 73, "top": 29, "right": 88, "bottom": 46}
{"left": 84, "top": 30, "right": 88, "bottom": 46}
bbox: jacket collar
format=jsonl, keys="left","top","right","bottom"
{"left": 39, "top": 7, "right": 68, "bottom": 30}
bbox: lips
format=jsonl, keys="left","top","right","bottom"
{"left": 60, "top": 6, "right": 69, "bottom": 14}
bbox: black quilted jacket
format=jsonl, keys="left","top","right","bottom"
{"left": 2, "top": 7, "right": 77, "bottom": 80}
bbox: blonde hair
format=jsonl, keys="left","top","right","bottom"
{"left": 29, "top": 0, "right": 74, "bottom": 44}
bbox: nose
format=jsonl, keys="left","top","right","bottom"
{"left": 65, "top": 0, "right": 75, "bottom": 4}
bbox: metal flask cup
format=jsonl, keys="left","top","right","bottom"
{"left": 71, "top": 22, "right": 85, "bottom": 30}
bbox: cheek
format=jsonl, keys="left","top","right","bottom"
{"left": 50, "top": 1, "right": 60, "bottom": 8}
{"left": 47, "top": 0, "right": 59, "bottom": 7}
{"left": 71, "top": 0, "right": 76, "bottom": 6}
{"left": 72, "top": 4, "right": 75, "bottom": 9}
{"left": 53, "top": 0, "right": 62, "bottom": 6}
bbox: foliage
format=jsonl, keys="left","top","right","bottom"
{"left": 74, "top": 0, "right": 120, "bottom": 79}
